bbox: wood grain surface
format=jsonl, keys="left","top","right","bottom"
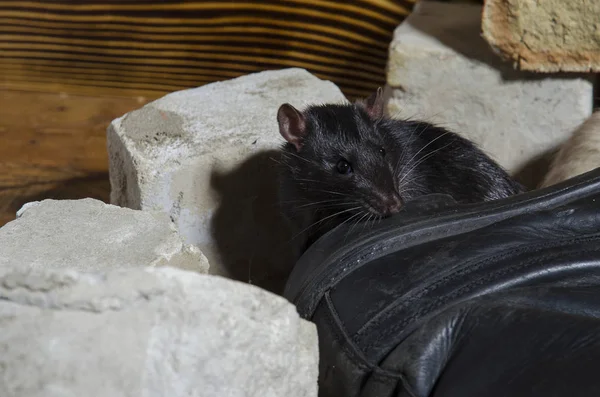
{"left": 0, "top": 0, "right": 417, "bottom": 99}
{"left": 0, "top": 89, "right": 147, "bottom": 226}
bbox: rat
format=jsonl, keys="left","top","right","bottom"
{"left": 275, "top": 88, "right": 526, "bottom": 256}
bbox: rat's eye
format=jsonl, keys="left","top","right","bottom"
{"left": 336, "top": 159, "right": 353, "bottom": 174}
{"left": 379, "top": 147, "right": 386, "bottom": 156}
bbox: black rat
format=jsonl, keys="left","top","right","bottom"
{"left": 276, "top": 88, "right": 525, "bottom": 255}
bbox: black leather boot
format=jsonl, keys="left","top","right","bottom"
{"left": 284, "top": 167, "right": 600, "bottom": 397}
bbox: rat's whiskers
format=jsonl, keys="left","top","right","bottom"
{"left": 287, "top": 206, "right": 362, "bottom": 243}
{"left": 397, "top": 140, "right": 454, "bottom": 188}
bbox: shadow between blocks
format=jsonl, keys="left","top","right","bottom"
{"left": 210, "top": 149, "right": 299, "bottom": 296}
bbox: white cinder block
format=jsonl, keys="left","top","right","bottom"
{"left": 0, "top": 266, "right": 318, "bottom": 397}
{"left": 0, "top": 198, "right": 209, "bottom": 274}
{"left": 386, "top": 1, "right": 594, "bottom": 181}
{"left": 107, "top": 68, "right": 347, "bottom": 291}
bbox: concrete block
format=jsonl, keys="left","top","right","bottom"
{"left": 107, "top": 68, "right": 347, "bottom": 293}
{"left": 385, "top": 1, "right": 593, "bottom": 187}
{"left": 0, "top": 266, "right": 318, "bottom": 397}
{"left": 482, "top": 0, "right": 600, "bottom": 73}
{"left": 0, "top": 198, "right": 208, "bottom": 274}
{"left": 541, "top": 111, "right": 600, "bottom": 188}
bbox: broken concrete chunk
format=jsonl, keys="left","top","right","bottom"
{"left": 0, "top": 266, "right": 318, "bottom": 397}
{"left": 385, "top": 1, "right": 593, "bottom": 186}
{"left": 540, "top": 111, "right": 600, "bottom": 188}
{"left": 107, "top": 68, "right": 347, "bottom": 292}
{"left": 0, "top": 198, "right": 208, "bottom": 274}
{"left": 482, "top": 0, "right": 600, "bottom": 73}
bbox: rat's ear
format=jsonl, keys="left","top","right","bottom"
{"left": 357, "top": 87, "right": 384, "bottom": 119}
{"left": 277, "top": 103, "right": 307, "bottom": 151}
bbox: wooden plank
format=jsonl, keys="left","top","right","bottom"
{"left": 0, "top": 0, "right": 415, "bottom": 99}
{"left": 0, "top": 89, "right": 145, "bottom": 226}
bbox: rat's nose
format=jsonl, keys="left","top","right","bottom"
{"left": 382, "top": 194, "right": 403, "bottom": 215}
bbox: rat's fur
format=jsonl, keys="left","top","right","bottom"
{"left": 276, "top": 89, "right": 525, "bottom": 255}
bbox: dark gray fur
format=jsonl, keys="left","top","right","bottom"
{"left": 276, "top": 89, "right": 525, "bottom": 256}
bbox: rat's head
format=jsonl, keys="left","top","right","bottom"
{"left": 277, "top": 88, "right": 403, "bottom": 220}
